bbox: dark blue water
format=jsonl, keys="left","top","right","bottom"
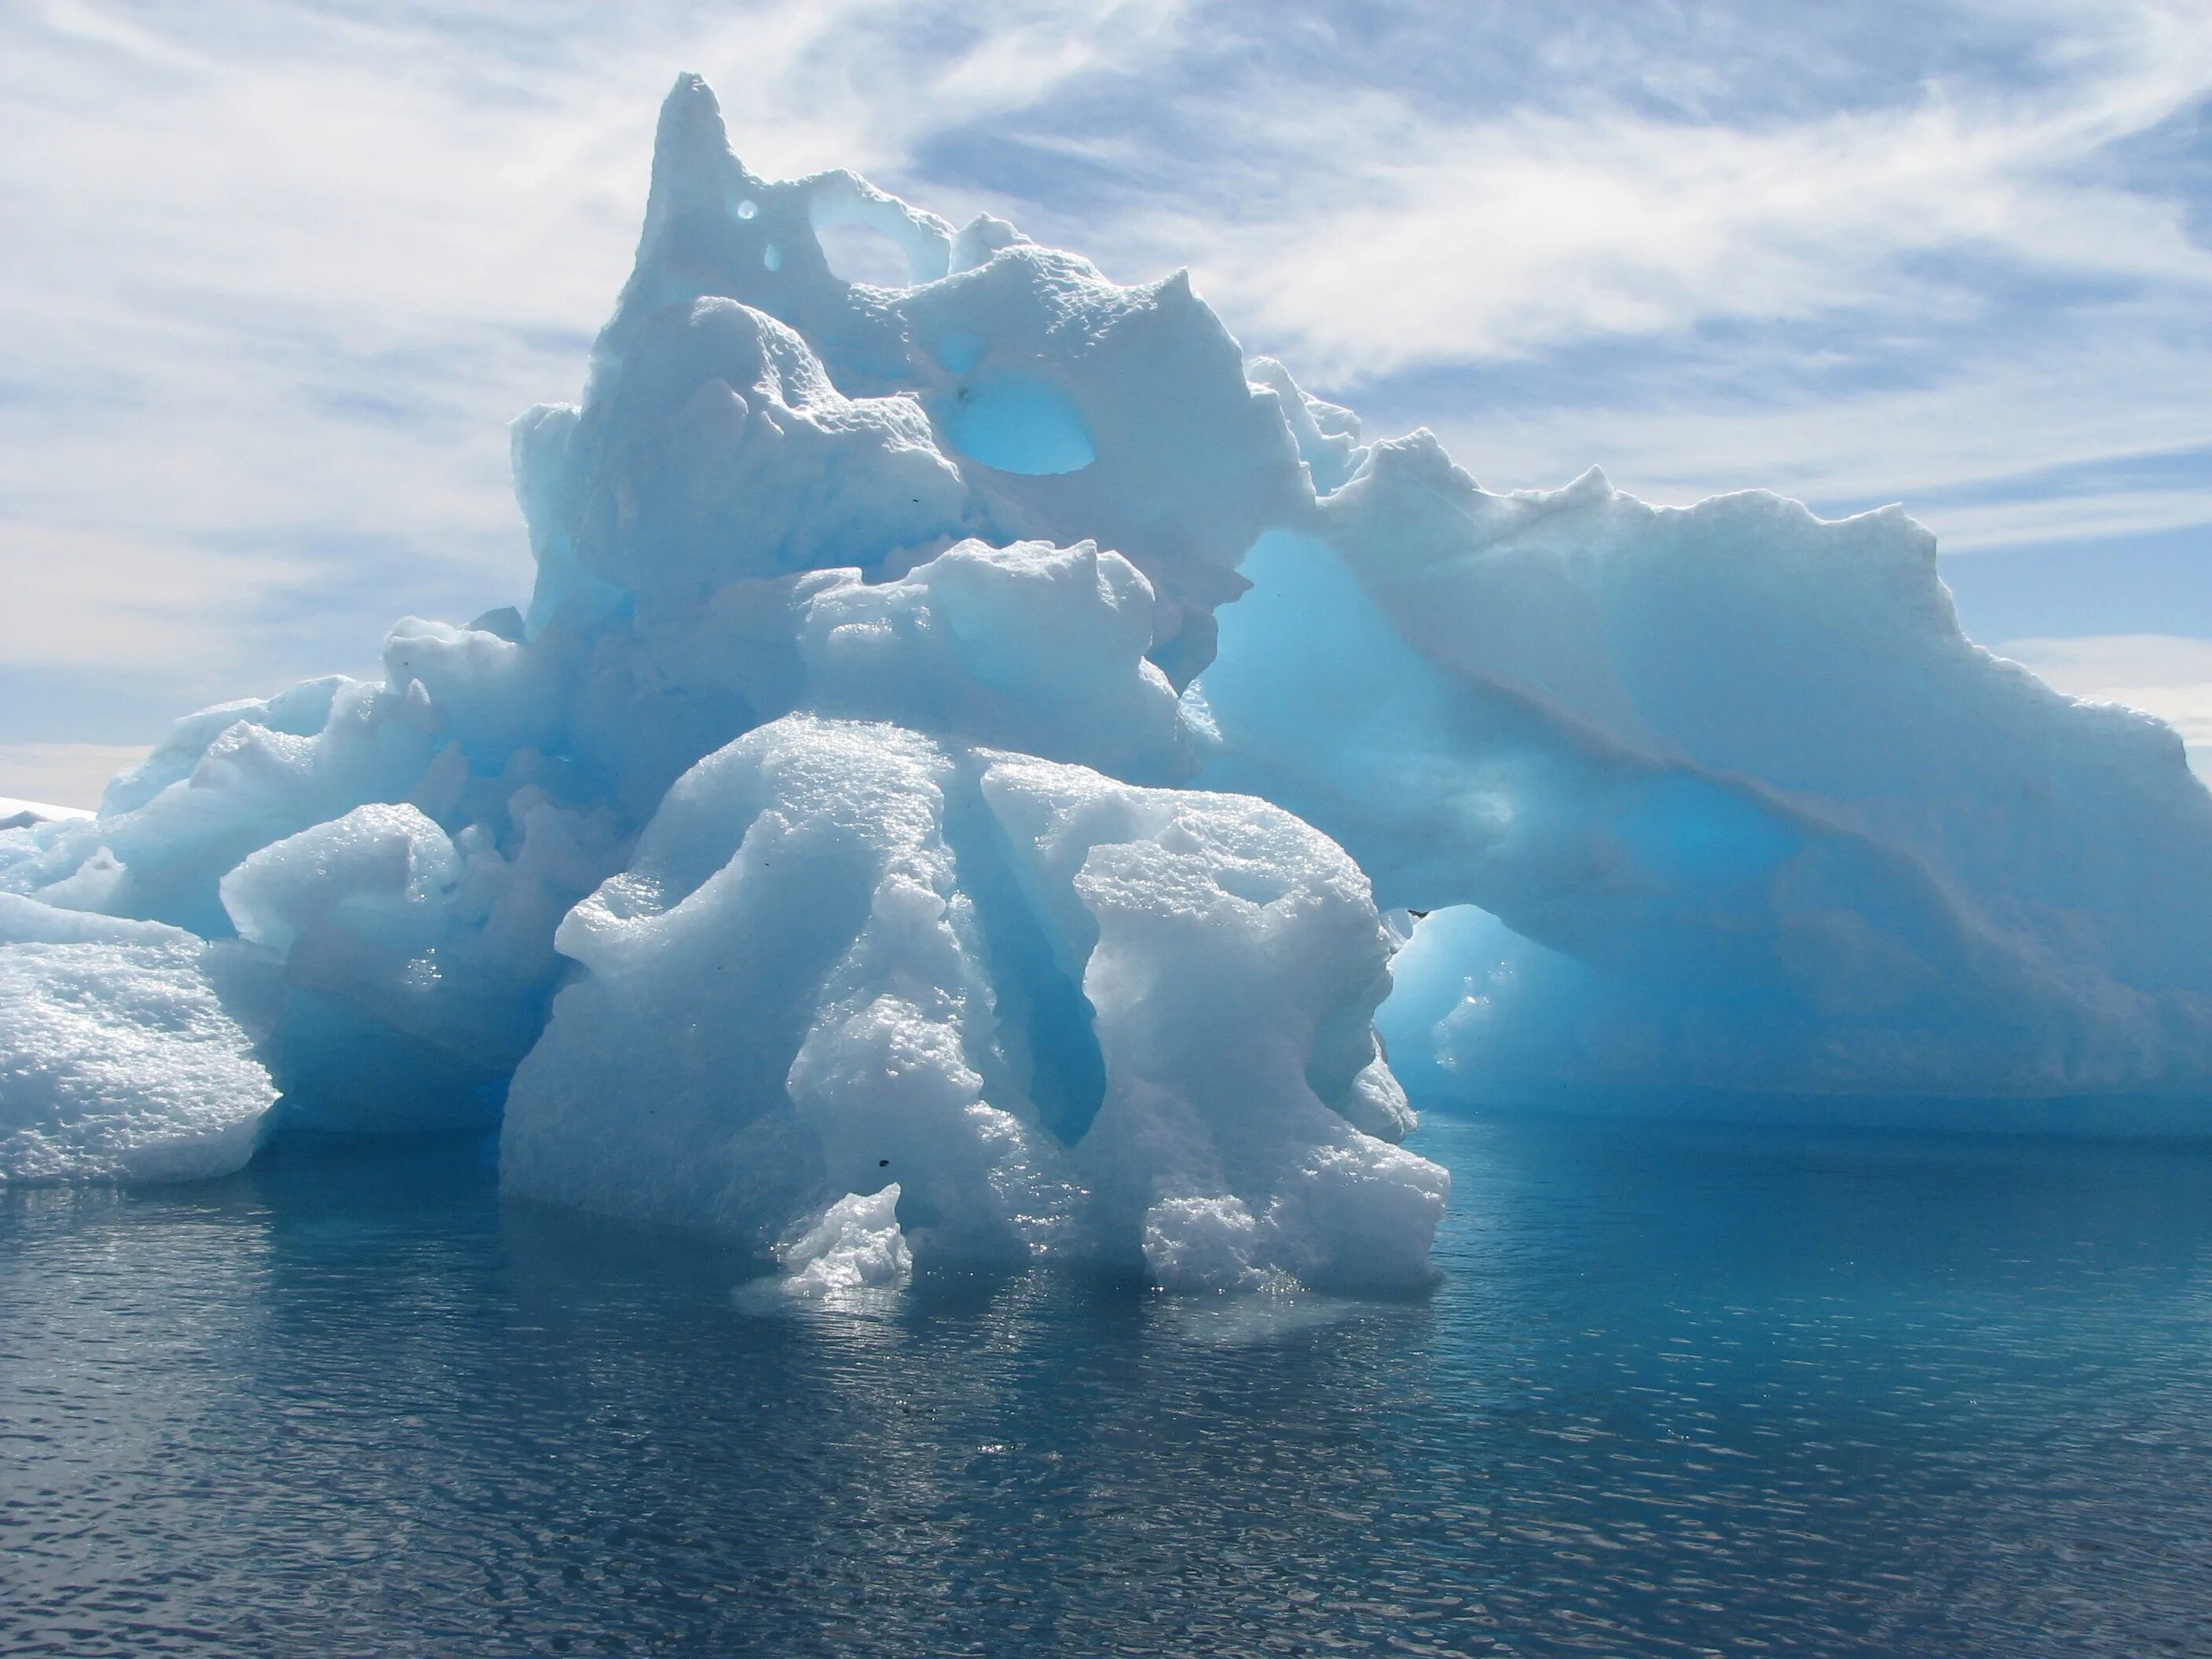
{"left": 5, "top": 1112, "right": 2211, "bottom": 1657}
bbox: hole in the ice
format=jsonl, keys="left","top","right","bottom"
{"left": 1215, "top": 865, "right": 1291, "bottom": 906}
{"left": 815, "top": 220, "right": 912, "bottom": 290}
{"left": 763, "top": 244, "right": 783, "bottom": 272}
{"left": 736, "top": 198, "right": 758, "bottom": 220}
{"left": 1374, "top": 903, "right": 1527, "bottom": 1097}
{"left": 943, "top": 375, "right": 1096, "bottom": 476}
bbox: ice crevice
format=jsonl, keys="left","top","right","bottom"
{"left": 5, "top": 71, "right": 2212, "bottom": 1286}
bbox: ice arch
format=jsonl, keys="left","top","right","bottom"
{"left": 1188, "top": 453, "right": 2212, "bottom": 1115}
{"left": 941, "top": 375, "right": 1097, "bottom": 476}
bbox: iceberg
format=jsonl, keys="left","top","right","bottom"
{"left": 4, "top": 71, "right": 2209, "bottom": 1278}
{"left": 502, "top": 712, "right": 1438, "bottom": 1288}
{"left": 776, "top": 1184, "right": 913, "bottom": 1300}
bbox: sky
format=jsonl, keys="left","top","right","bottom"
{"left": 2, "top": 0, "right": 2209, "bottom": 804}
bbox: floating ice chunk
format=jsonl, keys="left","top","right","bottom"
{"left": 778, "top": 1185, "right": 912, "bottom": 1298}
{"left": 46, "top": 59, "right": 2212, "bottom": 1206}
{"left": 0, "top": 893, "right": 275, "bottom": 1182}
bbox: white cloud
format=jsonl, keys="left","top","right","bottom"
{"left": 0, "top": 742, "right": 150, "bottom": 810}
{"left": 1141, "top": 2, "right": 2212, "bottom": 374}
{"left": 1410, "top": 334, "right": 2212, "bottom": 554}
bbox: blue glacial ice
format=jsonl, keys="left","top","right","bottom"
{"left": 1192, "top": 445, "right": 2212, "bottom": 1122}
{"left": 5, "top": 73, "right": 2210, "bottom": 1281}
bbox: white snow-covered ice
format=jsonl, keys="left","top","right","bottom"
{"left": 0, "top": 894, "right": 275, "bottom": 1182}
{"left": 500, "top": 712, "right": 1443, "bottom": 1289}
{"left": 5, "top": 72, "right": 2210, "bottom": 1280}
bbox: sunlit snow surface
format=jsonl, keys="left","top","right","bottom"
{"left": 5, "top": 1114, "right": 2210, "bottom": 1657}
{"left": 5, "top": 71, "right": 2212, "bottom": 1291}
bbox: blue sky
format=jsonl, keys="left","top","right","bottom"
{"left": 3, "top": 0, "right": 2210, "bottom": 803}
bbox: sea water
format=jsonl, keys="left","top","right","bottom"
{"left": 4, "top": 1112, "right": 2209, "bottom": 1657}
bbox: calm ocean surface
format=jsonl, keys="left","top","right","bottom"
{"left": 4, "top": 1111, "right": 2210, "bottom": 1657}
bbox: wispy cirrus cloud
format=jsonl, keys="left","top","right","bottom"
{"left": 1133, "top": 3, "right": 2212, "bottom": 374}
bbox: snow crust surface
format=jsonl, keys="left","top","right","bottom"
{"left": 0, "top": 894, "right": 275, "bottom": 1181}
{"left": 5, "top": 71, "right": 2210, "bottom": 1267}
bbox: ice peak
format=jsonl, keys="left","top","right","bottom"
{"left": 648, "top": 71, "right": 745, "bottom": 212}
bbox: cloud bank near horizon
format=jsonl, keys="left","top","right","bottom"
{"left": 4, "top": 0, "right": 2210, "bottom": 804}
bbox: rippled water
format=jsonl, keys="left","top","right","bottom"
{"left": 5, "top": 1112, "right": 2211, "bottom": 1657}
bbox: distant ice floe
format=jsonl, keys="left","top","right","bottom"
{"left": 0, "top": 797, "right": 91, "bottom": 832}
